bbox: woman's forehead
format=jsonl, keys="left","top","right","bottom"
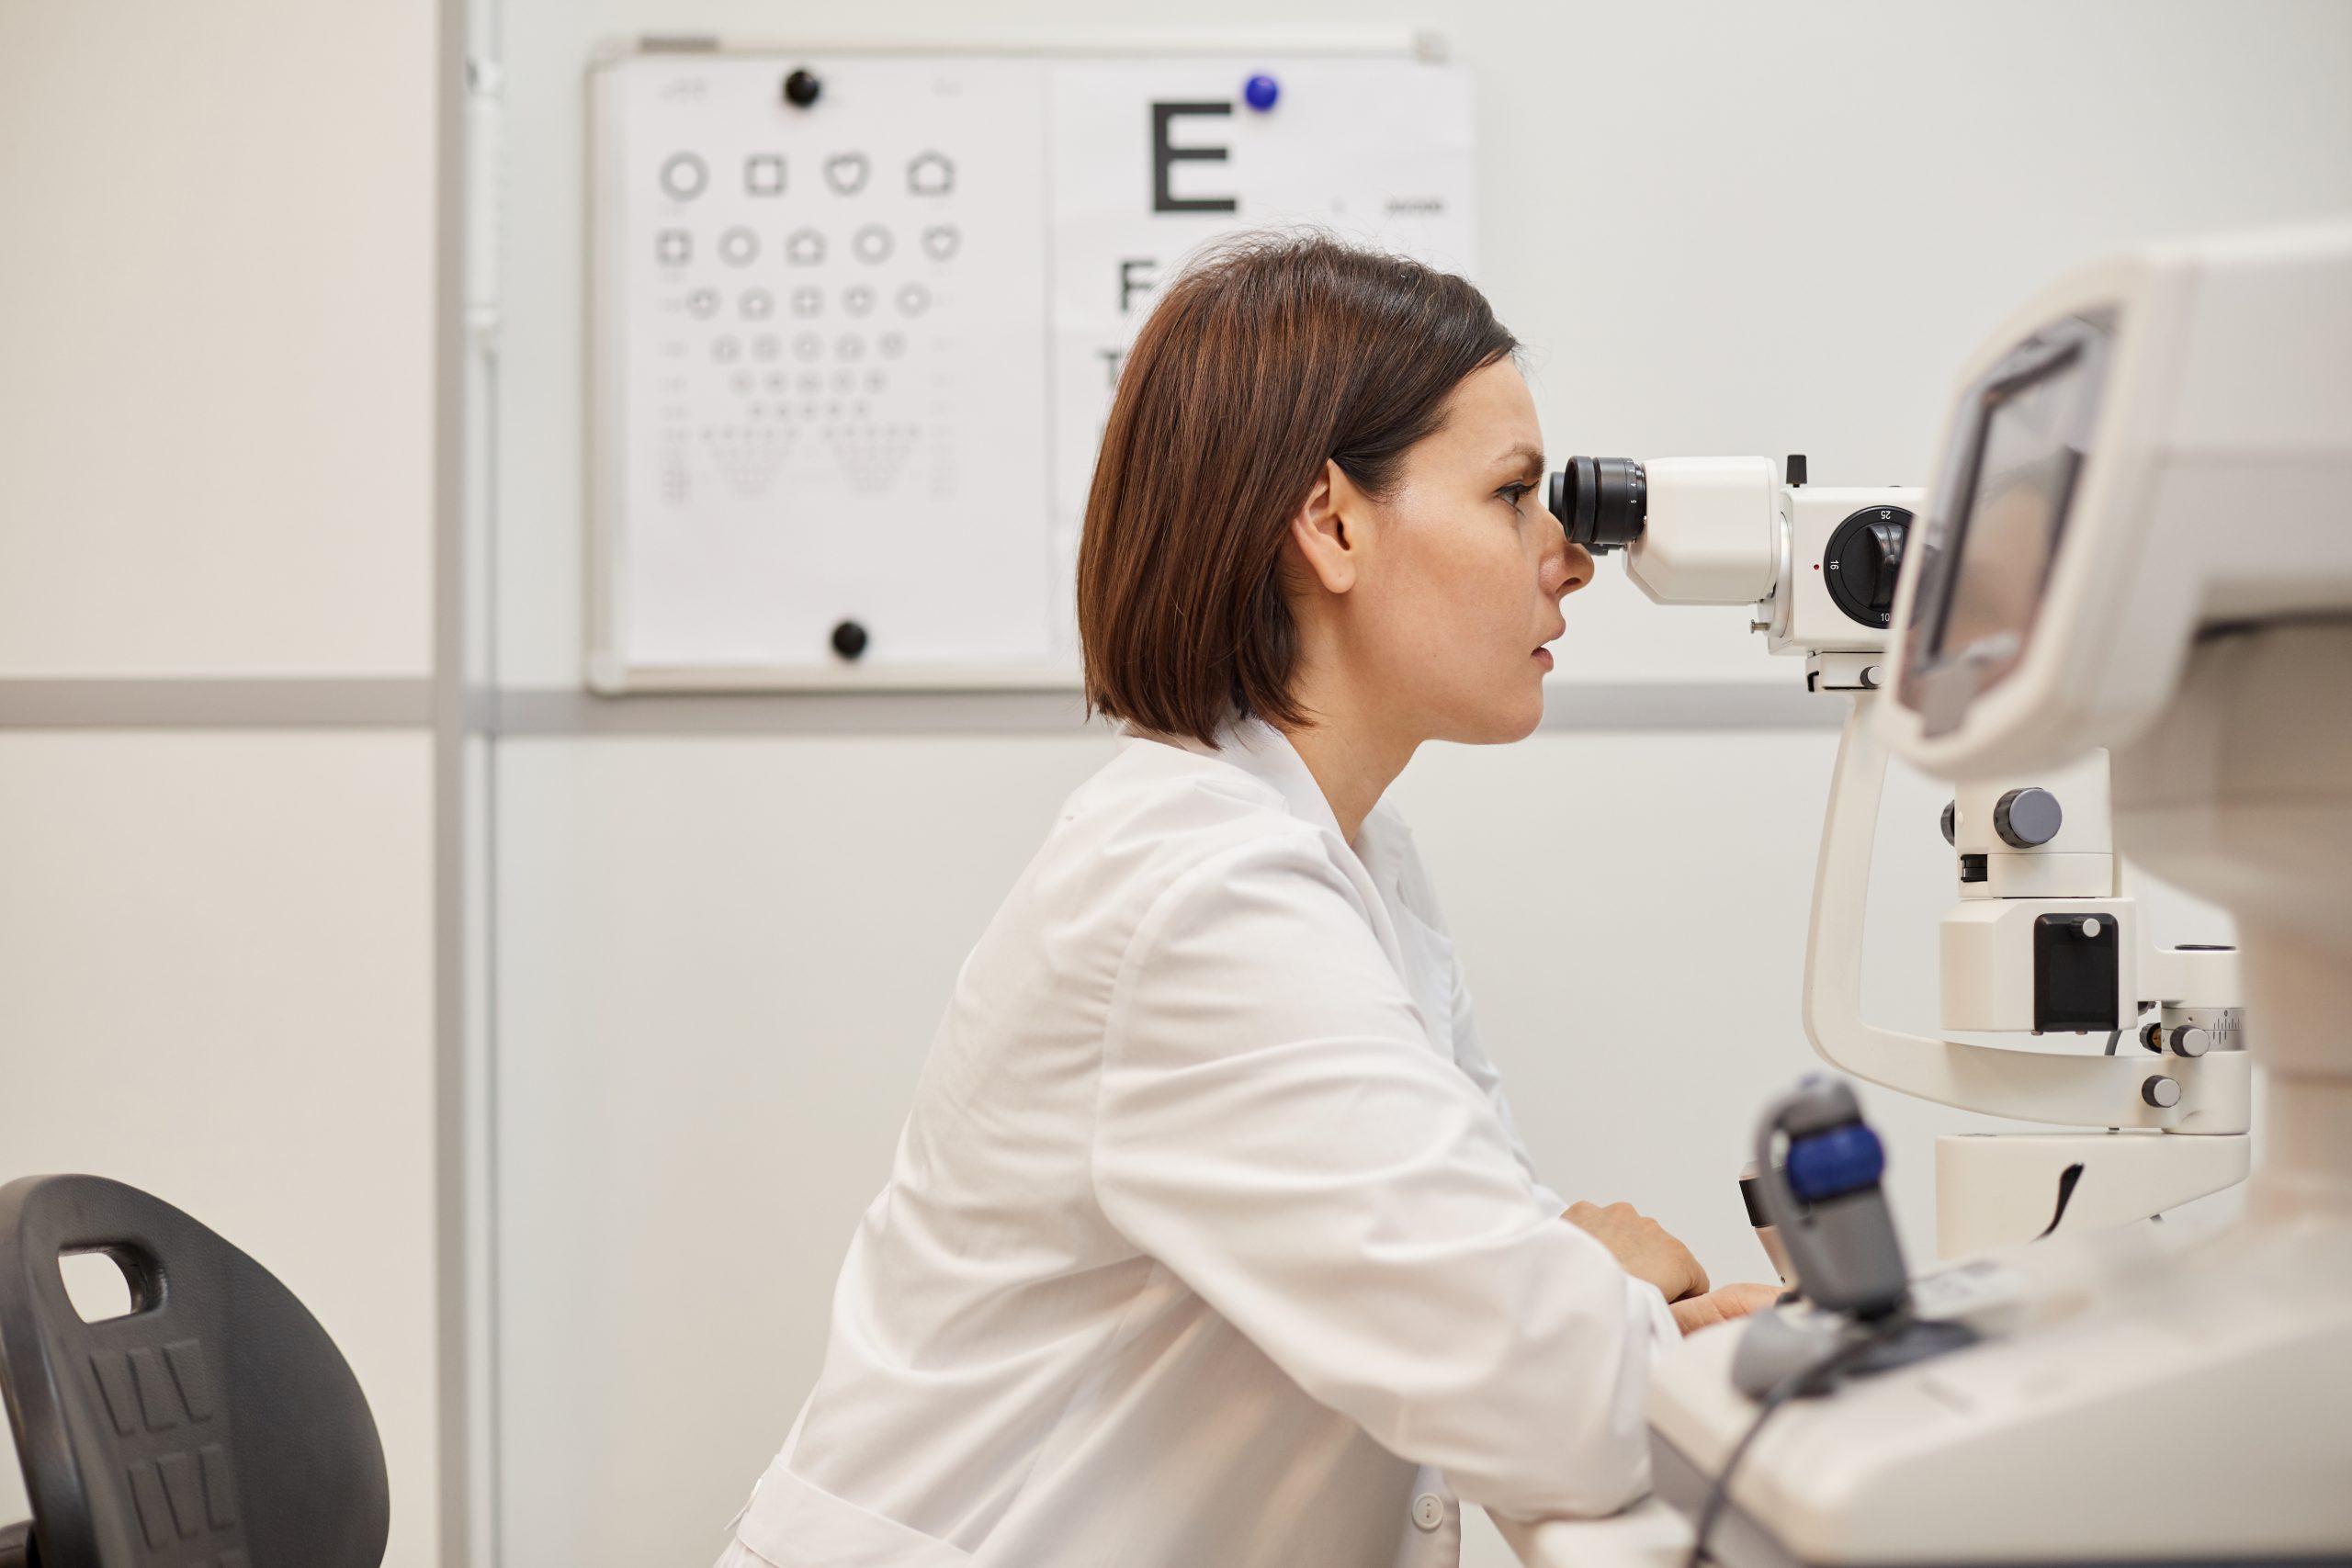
{"left": 1432, "top": 362, "right": 1541, "bottom": 458}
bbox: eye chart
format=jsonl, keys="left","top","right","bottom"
{"left": 587, "top": 43, "right": 1475, "bottom": 692}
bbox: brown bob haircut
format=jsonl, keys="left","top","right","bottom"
{"left": 1078, "top": 231, "right": 1519, "bottom": 746}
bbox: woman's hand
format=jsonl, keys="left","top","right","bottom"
{"left": 1669, "top": 1281, "right": 1783, "bottom": 1336}
{"left": 1562, "top": 1201, "right": 1708, "bottom": 1303}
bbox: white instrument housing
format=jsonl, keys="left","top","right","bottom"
{"left": 1610, "top": 457, "right": 1921, "bottom": 663}
{"left": 1622, "top": 456, "right": 1779, "bottom": 604}
{"left": 1880, "top": 220, "right": 2352, "bottom": 778}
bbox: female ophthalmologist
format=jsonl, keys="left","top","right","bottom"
{"left": 717, "top": 234, "right": 1778, "bottom": 1568}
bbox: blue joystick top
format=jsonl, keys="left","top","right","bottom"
{"left": 1786, "top": 1121, "right": 1885, "bottom": 1203}
{"left": 1244, "top": 73, "right": 1280, "bottom": 112}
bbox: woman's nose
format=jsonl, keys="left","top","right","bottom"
{"left": 1551, "top": 539, "right": 1595, "bottom": 600}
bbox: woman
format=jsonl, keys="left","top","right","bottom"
{"left": 719, "top": 234, "right": 1775, "bottom": 1568}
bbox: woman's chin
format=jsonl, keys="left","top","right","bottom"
{"left": 1437, "top": 691, "right": 1545, "bottom": 746}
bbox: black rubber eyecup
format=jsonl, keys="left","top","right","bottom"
{"left": 1547, "top": 456, "right": 1647, "bottom": 554}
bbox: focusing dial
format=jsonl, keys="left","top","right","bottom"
{"left": 1823, "top": 504, "right": 1915, "bottom": 627}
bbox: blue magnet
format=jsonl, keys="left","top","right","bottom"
{"left": 1244, "top": 73, "right": 1280, "bottom": 112}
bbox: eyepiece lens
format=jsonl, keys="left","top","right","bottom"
{"left": 1545, "top": 456, "right": 1647, "bottom": 553}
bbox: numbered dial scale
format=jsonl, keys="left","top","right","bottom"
{"left": 1823, "top": 504, "right": 1916, "bottom": 628}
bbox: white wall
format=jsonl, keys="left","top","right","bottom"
{"left": 485, "top": 3, "right": 2352, "bottom": 1566}
{"left": 481, "top": 0, "right": 2352, "bottom": 1561}
{"left": 495, "top": 0, "right": 2352, "bottom": 692}
{"left": 0, "top": 2, "right": 437, "bottom": 677}
{"left": 0, "top": 3, "right": 451, "bottom": 1562}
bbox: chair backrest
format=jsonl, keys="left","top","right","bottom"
{"left": 0, "top": 1175, "right": 389, "bottom": 1568}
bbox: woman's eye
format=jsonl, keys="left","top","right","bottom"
{"left": 1498, "top": 481, "right": 1534, "bottom": 512}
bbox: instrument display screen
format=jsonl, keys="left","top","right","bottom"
{"left": 1903, "top": 316, "right": 2111, "bottom": 731}
{"left": 1932, "top": 352, "right": 2089, "bottom": 662}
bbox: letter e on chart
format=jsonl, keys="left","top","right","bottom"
{"left": 1151, "top": 102, "right": 1238, "bottom": 214}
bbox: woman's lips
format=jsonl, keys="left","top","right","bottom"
{"left": 1533, "top": 647, "right": 1555, "bottom": 671}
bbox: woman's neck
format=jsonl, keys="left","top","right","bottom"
{"left": 1274, "top": 671, "right": 1419, "bottom": 846}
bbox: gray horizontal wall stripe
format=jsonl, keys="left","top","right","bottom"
{"left": 1537, "top": 681, "right": 1839, "bottom": 731}
{"left": 490, "top": 681, "right": 1841, "bottom": 736}
{"left": 0, "top": 678, "right": 435, "bottom": 729}
{"left": 490, "top": 686, "right": 1098, "bottom": 735}
{"left": 0, "top": 679, "right": 1842, "bottom": 735}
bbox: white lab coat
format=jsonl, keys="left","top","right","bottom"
{"left": 719, "top": 718, "right": 1678, "bottom": 1568}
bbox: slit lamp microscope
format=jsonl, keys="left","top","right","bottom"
{"left": 1505, "top": 220, "right": 2352, "bottom": 1568}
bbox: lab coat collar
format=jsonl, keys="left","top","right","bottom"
{"left": 1133, "top": 716, "right": 1350, "bottom": 846}
{"left": 1138, "top": 717, "right": 1421, "bottom": 894}
{"left": 1128, "top": 717, "right": 1451, "bottom": 1044}
{"left": 1217, "top": 717, "right": 1355, "bottom": 845}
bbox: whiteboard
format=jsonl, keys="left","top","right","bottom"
{"left": 585, "top": 42, "right": 1476, "bottom": 692}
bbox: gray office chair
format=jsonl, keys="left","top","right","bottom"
{"left": 0, "top": 1175, "right": 389, "bottom": 1568}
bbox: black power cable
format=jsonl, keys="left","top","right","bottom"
{"left": 1681, "top": 1326, "right": 1894, "bottom": 1568}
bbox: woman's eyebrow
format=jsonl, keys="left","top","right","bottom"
{"left": 1493, "top": 443, "right": 1545, "bottom": 472}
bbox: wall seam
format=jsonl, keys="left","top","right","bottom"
{"left": 433, "top": 0, "right": 477, "bottom": 1559}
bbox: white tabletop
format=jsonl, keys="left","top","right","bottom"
{"left": 1498, "top": 1496, "right": 1696, "bottom": 1568}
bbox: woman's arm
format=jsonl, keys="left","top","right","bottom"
{"left": 1439, "top": 889, "right": 1760, "bottom": 1329}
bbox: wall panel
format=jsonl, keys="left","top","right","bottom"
{"left": 0, "top": 732, "right": 440, "bottom": 1564}
{"left": 0, "top": 3, "right": 437, "bottom": 676}
{"left": 492, "top": 734, "right": 1114, "bottom": 1566}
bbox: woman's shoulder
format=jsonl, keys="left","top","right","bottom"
{"left": 1063, "top": 731, "right": 1331, "bottom": 847}
{"left": 1036, "top": 733, "right": 1356, "bottom": 915}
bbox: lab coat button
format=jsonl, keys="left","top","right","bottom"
{"left": 1411, "top": 1493, "right": 1444, "bottom": 1531}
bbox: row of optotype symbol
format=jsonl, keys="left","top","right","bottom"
{"left": 655, "top": 223, "right": 959, "bottom": 268}
{"left": 659, "top": 149, "right": 955, "bottom": 201}
{"left": 705, "top": 332, "right": 907, "bottom": 365}
{"left": 711, "top": 366, "right": 893, "bottom": 399}
{"left": 684, "top": 282, "right": 930, "bottom": 322}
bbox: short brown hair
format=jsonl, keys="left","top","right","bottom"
{"left": 1077, "top": 232, "right": 1519, "bottom": 745}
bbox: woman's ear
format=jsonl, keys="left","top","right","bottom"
{"left": 1288, "top": 459, "right": 1364, "bottom": 595}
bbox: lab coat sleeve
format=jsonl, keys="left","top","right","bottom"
{"left": 1091, "top": 838, "right": 1667, "bottom": 1518}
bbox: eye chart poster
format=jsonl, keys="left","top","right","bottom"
{"left": 587, "top": 45, "right": 1474, "bottom": 690}
{"left": 1046, "top": 58, "right": 1477, "bottom": 666}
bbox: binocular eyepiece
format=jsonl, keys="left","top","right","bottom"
{"left": 1546, "top": 457, "right": 1648, "bottom": 555}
